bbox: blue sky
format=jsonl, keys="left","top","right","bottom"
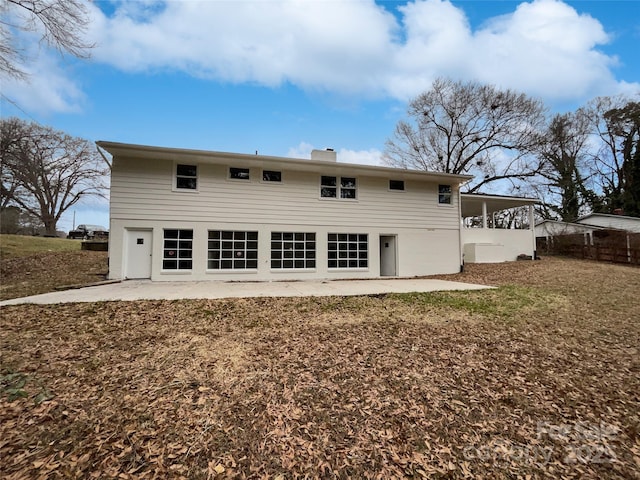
{"left": 1, "top": 0, "right": 639, "bottom": 231}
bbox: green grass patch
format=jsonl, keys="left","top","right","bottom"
{"left": 0, "top": 234, "right": 81, "bottom": 258}
{"left": 394, "top": 285, "right": 568, "bottom": 321}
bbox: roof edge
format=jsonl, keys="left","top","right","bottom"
{"left": 96, "top": 140, "right": 474, "bottom": 182}
{"left": 461, "top": 192, "right": 539, "bottom": 203}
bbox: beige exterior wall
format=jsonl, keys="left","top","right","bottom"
{"left": 109, "top": 156, "right": 463, "bottom": 281}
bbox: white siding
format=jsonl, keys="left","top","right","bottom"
{"left": 534, "top": 221, "right": 599, "bottom": 237}
{"left": 110, "top": 157, "right": 460, "bottom": 229}
{"left": 108, "top": 156, "right": 463, "bottom": 281}
{"left": 576, "top": 214, "right": 640, "bottom": 233}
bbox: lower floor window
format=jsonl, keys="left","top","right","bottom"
{"left": 208, "top": 230, "right": 258, "bottom": 269}
{"left": 163, "top": 229, "right": 193, "bottom": 270}
{"left": 328, "top": 233, "right": 368, "bottom": 269}
{"left": 271, "top": 232, "right": 316, "bottom": 269}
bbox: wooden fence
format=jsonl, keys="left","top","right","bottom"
{"left": 536, "top": 230, "right": 640, "bottom": 266}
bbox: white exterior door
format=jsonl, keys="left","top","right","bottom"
{"left": 380, "top": 235, "right": 397, "bottom": 276}
{"left": 125, "top": 229, "right": 152, "bottom": 279}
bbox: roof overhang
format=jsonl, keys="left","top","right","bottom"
{"left": 96, "top": 141, "right": 473, "bottom": 184}
{"left": 461, "top": 193, "right": 538, "bottom": 217}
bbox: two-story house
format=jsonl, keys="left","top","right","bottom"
{"left": 98, "top": 141, "right": 533, "bottom": 281}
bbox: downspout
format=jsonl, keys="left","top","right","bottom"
{"left": 529, "top": 204, "right": 537, "bottom": 260}
{"left": 457, "top": 183, "right": 467, "bottom": 272}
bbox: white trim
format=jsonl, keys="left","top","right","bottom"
{"left": 172, "top": 161, "right": 199, "bottom": 193}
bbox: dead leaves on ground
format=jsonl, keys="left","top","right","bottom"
{"left": 1, "top": 258, "right": 639, "bottom": 478}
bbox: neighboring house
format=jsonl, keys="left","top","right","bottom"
{"left": 535, "top": 219, "right": 604, "bottom": 242}
{"left": 99, "top": 141, "right": 481, "bottom": 281}
{"left": 535, "top": 214, "right": 640, "bottom": 245}
{"left": 575, "top": 213, "right": 640, "bottom": 233}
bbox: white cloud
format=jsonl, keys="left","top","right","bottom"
{"left": 337, "top": 148, "right": 383, "bottom": 166}
{"left": 85, "top": 0, "right": 635, "bottom": 103}
{"left": 5, "top": 0, "right": 637, "bottom": 114}
{"left": 1, "top": 49, "right": 86, "bottom": 114}
{"left": 287, "top": 142, "right": 382, "bottom": 166}
{"left": 286, "top": 142, "right": 315, "bottom": 160}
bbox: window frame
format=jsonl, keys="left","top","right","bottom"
{"left": 327, "top": 233, "right": 368, "bottom": 270}
{"left": 270, "top": 232, "right": 316, "bottom": 270}
{"left": 173, "top": 163, "right": 198, "bottom": 192}
{"left": 320, "top": 175, "right": 358, "bottom": 200}
{"left": 229, "top": 167, "right": 251, "bottom": 181}
{"left": 162, "top": 229, "right": 193, "bottom": 271}
{"left": 438, "top": 184, "right": 453, "bottom": 205}
{"left": 262, "top": 170, "right": 282, "bottom": 183}
{"left": 207, "top": 230, "right": 258, "bottom": 271}
{"left": 389, "top": 179, "right": 405, "bottom": 191}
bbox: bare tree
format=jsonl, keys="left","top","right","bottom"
{"left": 1, "top": 118, "right": 108, "bottom": 235}
{"left": 588, "top": 96, "right": 640, "bottom": 216}
{"left": 383, "top": 78, "right": 547, "bottom": 192}
{"left": 1, "top": 0, "right": 93, "bottom": 79}
{"left": 534, "top": 110, "right": 595, "bottom": 222}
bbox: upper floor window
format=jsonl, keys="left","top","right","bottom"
{"left": 438, "top": 184, "right": 452, "bottom": 204}
{"left": 321, "top": 176, "right": 357, "bottom": 199}
{"left": 176, "top": 164, "right": 197, "bottom": 190}
{"left": 263, "top": 170, "right": 282, "bottom": 182}
{"left": 389, "top": 180, "right": 405, "bottom": 191}
{"left": 230, "top": 167, "right": 250, "bottom": 180}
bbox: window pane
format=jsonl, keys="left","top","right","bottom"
{"left": 439, "top": 184, "right": 452, "bottom": 193}
{"left": 328, "top": 233, "right": 367, "bottom": 269}
{"left": 177, "top": 164, "right": 197, "bottom": 177}
{"left": 263, "top": 170, "right": 282, "bottom": 182}
{"left": 341, "top": 177, "right": 356, "bottom": 188}
{"left": 163, "top": 229, "right": 193, "bottom": 270}
{"left": 321, "top": 176, "right": 336, "bottom": 187}
{"left": 389, "top": 180, "right": 404, "bottom": 190}
{"left": 271, "top": 231, "right": 316, "bottom": 269}
{"left": 340, "top": 189, "right": 356, "bottom": 199}
{"left": 321, "top": 187, "right": 336, "bottom": 198}
{"left": 176, "top": 177, "right": 197, "bottom": 189}
{"left": 208, "top": 230, "right": 258, "bottom": 270}
{"left": 230, "top": 167, "right": 250, "bottom": 179}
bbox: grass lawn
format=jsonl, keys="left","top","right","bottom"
{"left": 1, "top": 256, "right": 639, "bottom": 478}
{"left": 0, "top": 234, "right": 108, "bottom": 300}
{"left": 0, "top": 234, "right": 82, "bottom": 257}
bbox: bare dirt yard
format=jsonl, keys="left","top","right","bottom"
{"left": 1, "top": 256, "right": 639, "bottom": 479}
